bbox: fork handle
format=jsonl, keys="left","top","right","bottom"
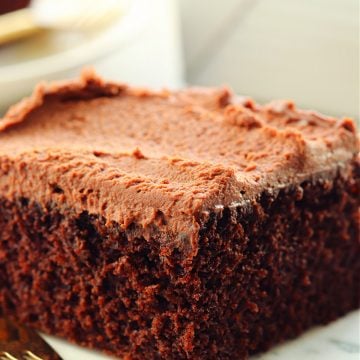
{"left": 0, "top": 8, "right": 40, "bottom": 46}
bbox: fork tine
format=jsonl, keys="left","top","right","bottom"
{"left": 0, "top": 352, "right": 18, "bottom": 360}
{"left": 73, "top": 3, "right": 120, "bottom": 29}
{"left": 81, "top": 6, "right": 107, "bottom": 28}
{"left": 0, "top": 317, "right": 61, "bottom": 360}
{"left": 22, "top": 351, "right": 42, "bottom": 360}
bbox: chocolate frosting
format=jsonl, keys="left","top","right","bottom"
{"left": 0, "top": 70, "right": 358, "bottom": 255}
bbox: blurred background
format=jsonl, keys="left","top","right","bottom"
{"left": 0, "top": 0, "right": 359, "bottom": 122}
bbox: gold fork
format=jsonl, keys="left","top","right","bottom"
{"left": 0, "top": 317, "right": 62, "bottom": 360}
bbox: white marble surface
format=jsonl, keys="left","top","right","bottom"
{"left": 42, "top": 310, "right": 360, "bottom": 359}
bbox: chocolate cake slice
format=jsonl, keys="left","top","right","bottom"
{"left": 0, "top": 70, "right": 359, "bottom": 359}
{"left": 0, "top": 0, "right": 31, "bottom": 15}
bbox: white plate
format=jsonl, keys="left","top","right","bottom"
{"left": 41, "top": 310, "right": 360, "bottom": 359}
{"left": 0, "top": 0, "right": 150, "bottom": 113}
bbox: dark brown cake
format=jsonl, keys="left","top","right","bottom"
{"left": 0, "top": 70, "right": 359, "bottom": 359}
{"left": 0, "top": 0, "right": 31, "bottom": 15}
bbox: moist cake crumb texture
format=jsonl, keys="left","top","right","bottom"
{"left": 0, "top": 71, "right": 359, "bottom": 359}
